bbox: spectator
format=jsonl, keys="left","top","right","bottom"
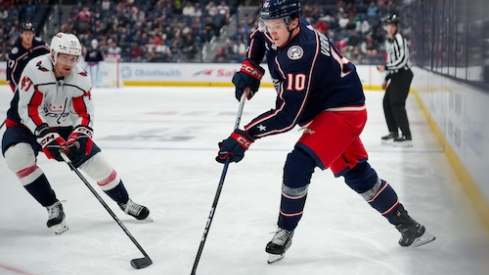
{"left": 203, "top": 16, "right": 216, "bottom": 42}
{"left": 0, "top": 6, "right": 8, "bottom": 20}
{"left": 130, "top": 42, "right": 143, "bottom": 61}
{"left": 107, "top": 40, "right": 122, "bottom": 58}
{"left": 315, "top": 20, "right": 327, "bottom": 34}
{"left": 8, "top": 25, "right": 20, "bottom": 45}
{"left": 367, "top": 1, "right": 378, "bottom": 17}
{"left": 155, "top": 34, "right": 172, "bottom": 61}
{"left": 182, "top": 28, "right": 197, "bottom": 60}
{"left": 213, "top": 47, "right": 227, "bottom": 63}
{"left": 182, "top": 2, "right": 195, "bottom": 16}
{"left": 22, "top": 0, "right": 36, "bottom": 22}
{"left": 338, "top": 12, "right": 350, "bottom": 29}
{"left": 193, "top": 3, "right": 202, "bottom": 17}
{"left": 233, "top": 39, "right": 247, "bottom": 62}
{"left": 205, "top": 1, "right": 218, "bottom": 16}
{"left": 217, "top": 1, "right": 230, "bottom": 25}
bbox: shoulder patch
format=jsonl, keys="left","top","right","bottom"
{"left": 287, "top": 46, "right": 303, "bottom": 60}
{"left": 35, "top": 37, "right": 42, "bottom": 42}
{"left": 11, "top": 47, "right": 19, "bottom": 54}
{"left": 36, "top": 60, "right": 49, "bottom": 72}
{"left": 79, "top": 69, "right": 88, "bottom": 77}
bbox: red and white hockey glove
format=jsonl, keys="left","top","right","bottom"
{"left": 67, "top": 126, "right": 94, "bottom": 162}
{"left": 232, "top": 59, "right": 265, "bottom": 101}
{"left": 216, "top": 129, "right": 254, "bottom": 163}
{"left": 35, "top": 123, "right": 69, "bottom": 161}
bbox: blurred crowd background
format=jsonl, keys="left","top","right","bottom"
{"left": 0, "top": 0, "right": 407, "bottom": 65}
{"left": 1, "top": 0, "right": 488, "bottom": 85}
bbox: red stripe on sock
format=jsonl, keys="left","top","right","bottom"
{"left": 16, "top": 165, "right": 38, "bottom": 179}
{"left": 97, "top": 170, "right": 117, "bottom": 187}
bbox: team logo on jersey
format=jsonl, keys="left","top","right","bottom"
{"left": 79, "top": 69, "right": 88, "bottom": 77}
{"left": 36, "top": 60, "right": 49, "bottom": 72}
{"left": 11, "top": 47, "right": 19, "bottom": 54}
{"left": 287, "top": 46, "right": 303, "bottom": 60}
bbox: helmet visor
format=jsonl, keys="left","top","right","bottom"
{"left": 56, "top": 54, "right": 79, "bottom": 66}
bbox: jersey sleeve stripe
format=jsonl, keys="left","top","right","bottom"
{"left": 27, "top": 87, "right": 45, "bottom": 127}
{"left": 72, "top": 94, "right": 91, "bottom": 126}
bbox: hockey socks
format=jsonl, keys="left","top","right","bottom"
{"left": 364, "top": 179, "right": 399, "bottom": 225}
{"left": 24, "top": 173, "right": 58, "bottom": 207}
{"left": 103, "top": 180, "right": 129, "bottom": 204}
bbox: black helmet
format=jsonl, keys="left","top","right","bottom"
{"left": 260, "top": 0, "right": 301, "bottom": 21}
{"left": 383, "top": 14, "right": 400, "bottom": 25}
{"left": 21, "top": 22, "right": 35, "bottom": 33}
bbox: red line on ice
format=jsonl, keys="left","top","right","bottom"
{"left": 0, "top": 264, "right": 36, "bottom": 275}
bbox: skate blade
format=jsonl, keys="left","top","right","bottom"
{"left": 129, "top": 216, "right": 154, "bottom": 223}
{"left": 381, "top": 140, "right": 393, "bottom": 145}
{"left": 412, "top": 231, "right": 436, "bottom": 247}
{"left": 50, "top": 220, "right": 69, "bottom": 235}
{"left": 393, "top": 141, "right": 413, "bottom": 147}
{"left": 267, "top": 253, "right": 285, "bottom": 264}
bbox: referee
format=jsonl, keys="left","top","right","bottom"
{"left": 378, "top": 14, "right": 414, "bottom": 147}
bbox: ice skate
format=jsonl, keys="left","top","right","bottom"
{"left": 381, "top": 132, "right": 398, "bottom": 145}
{"left": 46, "top": 200, "right": 69, "bottom": 235}
{"left": 393, "top": 135, "right": 413, "bottom": 147}
{"left": 394, "top": 205, "right": 435, "bottom": 247}
{"left": 265, "top": 228, "right": 294, "bottom": 264}
{"left": 118, "top": 199, "right": 152, "bottom": 221}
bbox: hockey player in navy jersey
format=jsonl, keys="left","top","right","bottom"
{"left": 6, "top": 22, "right": 50, "bottom": 93}
{"left": 216, "top": 0, "right": 435, "bottom": 264}
{"left": 2, "top": 33, "right": 150, "bottom": 234}
{"left": 84, "top": 39, "right": 104, "bottom": 87}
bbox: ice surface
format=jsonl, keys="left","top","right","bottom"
{"left": 0, "top": 86, "right": 487, "bottom": 275}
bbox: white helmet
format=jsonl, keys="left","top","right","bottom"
{"left": 50, "top": 32, "right": 82, "bottom": 64}
{"left": 91, "top": 39, "right": 98, "bottom": 49}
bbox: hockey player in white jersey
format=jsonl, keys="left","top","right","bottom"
{"left": 1, "top": 33, "right": 150, "bottom": 234}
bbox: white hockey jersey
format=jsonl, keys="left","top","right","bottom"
{"left": 17, "top": 53, "right": 94, "bottom": 134}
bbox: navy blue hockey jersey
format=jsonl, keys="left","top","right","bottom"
{"left": 244, "top": 18, "right": 365, "bottom": 138}
{"left": 6, "top": 37, "right": 50, "bottom": 91}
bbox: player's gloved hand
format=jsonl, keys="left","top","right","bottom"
{"left": 35, "top": 123, "right": 69, "bottom": 161}
{"left": 232, "top": 59, "right": 265, "bottom": 101}
{"left": 216, "top": 129, "right": 254, "bottom": 163}
{"left": 67, "top": 126, "right": 94, "bottom": 162}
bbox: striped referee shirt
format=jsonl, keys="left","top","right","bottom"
{"left": 385, "top": 32, "right": 411, "bottom": 73}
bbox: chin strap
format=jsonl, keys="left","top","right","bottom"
{"left": 285, "top": 17, "right": 299, "bottom": 45}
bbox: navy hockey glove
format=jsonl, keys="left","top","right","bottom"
{"left": 67, "top": 126, "right": 94, "bottom": 162}
{"left": 35, "top": 123, "right": 69, "bottom": 161}
{"left": 216, "top": 129, "right": 254, "bottom": 163}
{"left": 232, "top": 59, "right": 265, "bottom": 101}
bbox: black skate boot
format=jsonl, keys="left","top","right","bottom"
{"left": 381, "top": 132, "right": 398, "bottom": 145}
{"left": 118, "top": 199, "right": 151, "bottom": 221}
{"left": 394, "top": 205, "right": 435, "bottom": 247}
{"left": 265, "top": 228, "right": 294, "bottom": 264}
{"left": 393, "top": 135, "right": 413, "bottom": 147}
{"left": 46, "top": 200, "right": 69, "bottom": 235}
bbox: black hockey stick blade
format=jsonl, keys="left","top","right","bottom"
{"left": 131, "top": 257, "right": 153, "bottom": 269}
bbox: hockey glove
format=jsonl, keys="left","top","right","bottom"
{"left": 232, "top": 59, "right": 265, "bottom": 101}
{"left": 67, "top": 126, "right": 94, "bottom": 162}
{"left": 35, "top": 123, "right": 69, "bottom": 161}
{"left": 216, "top": 129, "right": 254, "bottom": 163}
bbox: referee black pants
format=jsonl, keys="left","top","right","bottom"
{"left": 383, "top": 69, "right": 414, "bottom": 137}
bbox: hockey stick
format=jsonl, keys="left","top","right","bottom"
{"left": 0, "top": 119, "right": 5, "bottom": 130}
{"left": 190, "top": 93, "right": 247, "bottom": 275}
{"left": 59, "top": 151, "right": 153, "bottom": 270}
